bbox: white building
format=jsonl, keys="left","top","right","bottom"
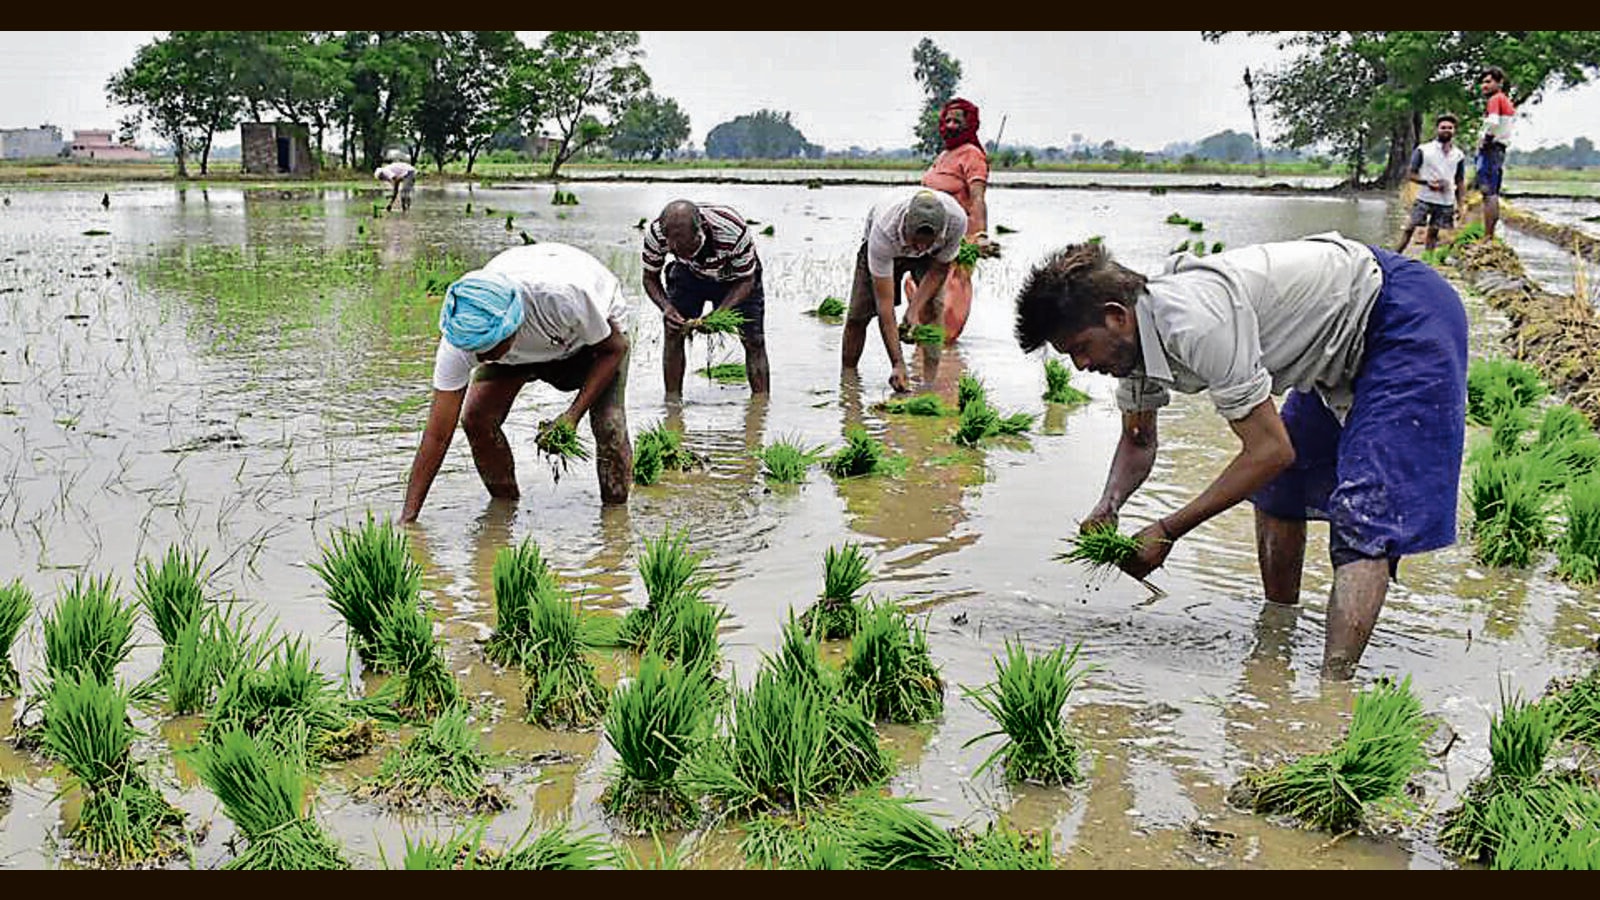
{"left": 0, "top": 125, "right": 64, "bottom": 160}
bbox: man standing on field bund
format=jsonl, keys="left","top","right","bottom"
{"left": 1395, "top": 114, "right": 1465, "bottom": 254}
{"left": 1014, "top": 232, "right": 1467, "bottom": 679}
{"left": 641, "top": 199, "right": 771, "bottom": 399}
{"left": 1474, "top": 65, "right": 1516, "bottom": 242}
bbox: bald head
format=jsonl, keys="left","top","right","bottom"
{"left": 659, "top": 200, "right": 704, "bottom": 259}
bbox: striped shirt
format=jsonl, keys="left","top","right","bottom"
{"left": 642, "top": 203, "right": 759, "bottom": 282}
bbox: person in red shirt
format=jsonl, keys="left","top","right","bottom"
{"left": 904, "top": 98, "right": 998, "bottom": 348}
{"left": 1474, "top": 66, "right": 1516, "bottom": 242}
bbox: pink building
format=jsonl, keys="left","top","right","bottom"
{"left": 69, "top": 130, "right": 153, "bottom": 162}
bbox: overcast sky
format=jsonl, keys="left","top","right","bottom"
{"left": 3, "top": 31, "right": 1598, "bottom": 152}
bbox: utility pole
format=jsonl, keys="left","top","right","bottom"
{"left": 1244, "top": 67, "right": 1266, "bottom": 178}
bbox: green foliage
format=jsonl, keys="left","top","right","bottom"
{"left": 609, "top": 92, "right": 690, "bottom": 161}
{"left": 310, "top": 514, "right": 422, "bottom": 668}
{"left": 491, "top": 822, "right": 616, "bottom": 870}
{"left": 619, "top": 530, "right": 724, "bottom": 671}
{"left": 841, "top": 601, "right": 945, "bottom": 724}
{"left": 800, "top": 544, "right": 871, "bottom": 640}
{"left": 910, "top": 323, "right": 947, "bottom": 346}
{"left": 1556, "top": 477, "right": 1600, "bottom": 584}
{"left": 191, "top": 728, "right": 347, "bottom": 870}
{"left": 1549, "top": 668, "right": 1600, "bottom": 748}
{"left": 1042, "top": 358, "right": 1090, "bottom": 406}
{"left": 363, "top": 704, "right": 499, "bottom": 811}
{"left": 953, "top": 400, "right": 1000, "bottom": 447}
{"left": 912, "top": 37, "right": 963, "bottom": 155}
{"left": 42, "top": 573, "right": 136, "bottom": 686}
{"left": 0, "top": 579, "right": 31, "bottom": 698}
{"left": 815, "top": 296, "right": 847, "bottom": 318}
{"left": 962, "top": 640, "right": 1093, "bottom": 786}
{"left": 957, "top": 373, "right": 986, "bottom": 412}
{"left": 1489, "top": 688, "right": 1553, "bottom": 783}
{"left": 1470, "top": 453, "right": 1554, "bottom": 567}
{"left": 486, "top": 538, "right": 555, "bottom": 667}
{"left": 519, "top": 581, "right": 607, "bottom": 730}
{"left": 1468, "top": 358, "right": 1546, "bottom": 425}
{"left": 699, "top": 362, "right": 748, "bottom": 384}
{"left": 525, "top": 31, "right": 651, "bottom": 177}
{"left": 374, "top": 598, "right": 460, "bottom": 721}
{"left": 758, "top": 437, "right": 828, "bottom": 484}
{"left": 135, "top": 545, "right": 209, "bottom": 649}
{"left": 828, "top": 425, "right": 907, "bottom": 478}
{"left": 535, "top": 419, "right": 590, "bottom": 474}
{"left": 1164, "top": 212, "right": 1191, "bottom": 225}
{"left": 881, "top": 394, "right": 957, "bottom": 417}
{"left": 1056, "top": 526, "right": 1143, "bottom": 570}
{"left": 600, "top": 652, "right": 716, "bottom": 832}
{"left": 706, "top": 109, "right": 823, "bottom": 160}
{"left": 954, "top": 241, "right": 981, "bottom": 272}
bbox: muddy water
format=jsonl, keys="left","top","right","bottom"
{"left": 0, "top": 178, "right": 1595, "bottom": 869}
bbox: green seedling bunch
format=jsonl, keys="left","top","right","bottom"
{"left": 840, "top": 601, "right": 945, "bottom": 724}
{"left": 310, "top": 514, "right": 422, "bottom": 668}
{"left": 800, "top": 543, "right": 872, "bottom": 640}
{"left": 962, "top": 640, "right": 1093, "bottom": 786}
{"left": 758, "top": 436, "right": 828, "bottom": 484}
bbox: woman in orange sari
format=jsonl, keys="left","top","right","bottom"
{"left": 905, "top": 98, "right": 995, "bottom": 345}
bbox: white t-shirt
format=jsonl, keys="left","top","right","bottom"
{"left": 376, "top": 161, "right": 417, "bottom": 183}
{"left": 862, "top": 188, "right": 967, "bottom": 278}
{"left": 431, "top": 243, "right": 629, "bottom": 392}
{"left": 1413, "top": 141, "right": 1465, "bottom": 206}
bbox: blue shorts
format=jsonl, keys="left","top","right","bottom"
{"left": 1249, "top": 247, "right": 1468, "bottom": 566}
{"left": 1473, "top": 144, "right": 1506, "bottom": 197}
{"left": 664, "top": 261, "right": 765, "bottom": 341}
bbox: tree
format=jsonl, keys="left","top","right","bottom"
{"left": 107, "top": 32, "right": 246, "bottom": 177}
{"left": 407, "top": 32, "right": 522, "bottom": 173}
{"left": 107, "top": 39, "right": 194, "bottom": 177}
{"left": 912, "top": 38, "right": 962, "bottom": 156}
{"left": 520, "top": 31, "right": 651, "bottom": 178}
{"left": 1195, "top": 129, "right": 1258, "bottom": 163}
{"left": 608, "top": 93, "right": 690, "bottom": 161}
{"left": 342, "top": 31, "right": 431, "bottom": 171}
{"left": 704, "top": 110, "right": 819, "bottom": 159}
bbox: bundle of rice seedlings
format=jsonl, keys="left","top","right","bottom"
{"left": 600, "top": 651, "right": 716, "bottom": 833}
{"left": 1535, "top": 404, "right": 1593, "bottom": 449}
{"left": 1493, "top": 818, "right": 1600, "bottom": 870}
{"left": 135, "top": 546, "right": 209, "bottom": 651}
{"left": 962, "top": 640, "right": 1093, "bottom": 786}
{"left": 1487, "top": 403, "right": 1533, "bottom": 457}
{"left": 1055, "top": 526, "right": 1143, "bottom": 572}
{"left": 1556, "top": 477, "right": 1600, "bottom": 584}
{"left": 42, "top": 573, "right": 136, "bottom": 686}
{"left": 1449, "top": 776, "right": 1600, "bottom": 868}
{"left": 1211, "top": 241, "right": 1225, "bottom": 254}
{"left": 957, "top": 373, "right": 986, "bottom": 412}
{"left": 1533, "top": 435, "right": 1600, "bottom": 486}
{"left": 1187, "top": 220, "right": 1206, "bottom": 233}
{"left": 399, "top": 822, "right": 491, "bottom": 870}
{"left": 358, "top": 703, "right": 503, "bottom": 812}
{"left": 840, "top": 601, "right": 944, "bottom": 724}
{"left": 880, "top": 394, "right": 957, "bottom": 417}
{"left": 309, "top": 514, "right": 422, "bottom": 668}
{"left": 637, "top": 422, "right": 699, "bottom": 473}
{"left": 1238, "top": 675, "right": 1430, "bottom": 832}
{"left": 1042, "top": 358, "right": 1090, "bottom": 406}
{"left": 760, "top": 224, "right": 775, "bottom": 236}
{"left": 191, "top": 728, "right": 347, "bottom": 870}
{"left": 485, "top": 538, "right": 555, "bottom": 667}
{"left": 491, "top": 822, "right": 615, "bottom": 870}
{"left": 1489, "top": 688, "right": 1554, "bottom": 782}
{"left": 535, "top": 419, "right": 590, "bottom": 477}
{"left": 827, "top": 426, "right": 907, "bottom": 478}
{"left": 1164, "top": 213, "right": 1189, "bottom": 225}
{"left": 954, "top": 240, "right": 981, "bottom": 272}
{"left": 520, "top": 581, "right": 608, "bottom": 729}
{"left": 1548, "top": 668, "right": 1600, "bottom": 747}
{"left": 757, "top": 437, "right": 827, "bottom": 484}
{"left": 1471, "top": 457, "right": 1553, "bottom": 568}
{"left": 1467, "top": 358, "right": 1546, "bottom": 425}
{"left": 618, "top": 530, "right": 725, "bottom": 672}
{"left": 374, "top": 598, "right": 460, "bottom": 721}
{"left": 953, "top": 399, "right": 999, "bottom": 447}
{"left": 910, "top": 324, "right": 946, "bottom": 346}
{"left": 0, "top": 579, "right": 31, "bottom": 698}
{"left": 699, "top": 362, "right": 748, "bottom": 384}
{"left": 634, "top": 433, "right": 666, "bottom": 486}
{"left": 815, "top": 296, "right": 847, "bottom": 318}
{"left": 688, "top": 307, "right": 747, "bottom": 338}
{"left": 799, "top": 544, "right": 871, "bottom": 640}
{"left": 994, "top": 411, "right": 1035, "bottom": 436}
{"left": 42, "top": 672, "right": 186, "bottom": 865}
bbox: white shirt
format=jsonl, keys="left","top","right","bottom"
{"left": 862, "top": 188, "right": 968, "bottom": 278}
{"left": 1414, "top": 140, "right": 1465, "bottom": 206}
{"left": 431, "top": 243, "right": 629, "bottom": 392}
{"left": 1115, "top": 232, "right": 1384, "bottom": 423}
{"left": 376, "top": 161, "right": 417, "bottom": 183}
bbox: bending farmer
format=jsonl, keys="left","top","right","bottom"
{"left": 401, "top": 242, "right": 633, "bottom": 523}
{"left": 842, "top": 188, "right": 967, "bottom": 393}
{"left": 641, "top": 200, "right": 770, "bottom": 398}
{"left": 1014, "top": 233, "right": 1467, "bottom": 679}
{"left": 375, "top": 159, "right": 418, "bottom": 212}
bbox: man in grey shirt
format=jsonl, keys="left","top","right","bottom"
{"left": 1014, "top": 232, "right": 1468, "bottom": 679}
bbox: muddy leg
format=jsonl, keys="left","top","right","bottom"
{"left": 1255, "top": 509, "right": 1307, "bottom": 605}
{"left": 589, "top": 351, "right": 633, "bottom": 505}
{"left": 1483, "top": 195, "right": 1500, "bottom": 241}
{"left": 1322, "top": 557, "right": 1390, "bottom": 680}
{"left": 1424, "top": 225, "right": 1439, "bottom": 251}
{"left": 915, "top": 287, "right": 944, "bottom": 386}
{"left": 743, "top": 333, "right": 771, "bottom": 394}
{"left": 841, "top": 318, "right": 869, "bottom": 369}
{"left": 462, "top": 375, "right": 530, "bottom": 499}
{"left": 663, "top": 326, "right": 688, "bottom": 400}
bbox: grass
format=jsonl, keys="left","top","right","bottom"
{"left": 909, "top": 324, "right": 946, "bottom": 346}
{"left": 1469, "top": 454, "right": 1555, "bottom": 567}
{"left": 1056, "top": 526, "right": 1143, "bottom": 571}
{"left": 827, "top": 425, "right": 907, "bottom": 479}
{"left": 0, "top": 579, "right": 31, "bottom": 698}
{"left": 815, "top": 296, "right": 846, "bottom": 318}
{"left": 1556, "top": 477, "right": 1600, "bottom": 584}
{"left": 485, "top": 538, "right": 555, "bottom": 667}
{"left": 633, "top": 421, "right": 700, "bottom": 487}
{"left": 619, "top": 530, "right": 724, "bottom": 671}
{"left": 699, "top": 362, "right": 748, "bottom": 384}
{"left": 190, "top": 728, "right": 348, "bottom": 870}
{"left": 880, "top": 394, "right": 957, "bottom": 417}
{"left": 309, "top": 514, "right": 422, "bottom": 668}
{"left": 600, "top": 651, "right": 717, "bottom": 833}
{"left": 536, "top": 419, "right": 590, "bottom": 477}
{"left": 1467, "top": 358, "right": 1546, "bottom": 425}
{"left": 1549, "top": 668, "right": 1600, "bottom": 747}
{"left": 1238, "top": 675, "right": 1430, "bottom": 833}
{"left": 688, "top": 307, "right": 747, "bottom": 337}
{"left": 519, "top": 578, "right": 608, "bottom": 729}
{"left": 757, "top": 436, "right": 827, "bottom": 484}
{"left": 42, "top": 671, "right": 186, "bottom": 866}
{"left": 840, "top": 601, "right": 945, "bottom": 724}
{"left": 358, "top": 703, "right": 503, "bottom": 812}
{"left": 800, "top": 544, "right": 871, "bottom": 640}
{"left": 42, "top": 573, "right": 136, "bottom": 686}
{"left": 962, "top": 640, "right": 1093, "bottom": 786}
{"left": 1536, "top": 404, "right": 1592, "bottom": 449}
{"left": 1042, "top": 358, "right": 1090, "bottom": 406}
{"left": 374, "top": 597, "right": 461, "bottom": 721}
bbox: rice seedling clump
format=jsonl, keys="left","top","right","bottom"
{"left": 957, "top": 373, "right": 986, "bottom": 412}
{"left": 309, "top": 514, "right": 422, "bottom": 668}
{"left": 519, "top": 581, "right": 608, "bottom": 729}
{"left": 699, "top": 362, "right": 748, "bottom": 384}
{"left": 954, "top": 240, "right": 982, "bottom": 271}
{"left": 1468, "top": 358, "right": 1546, "bottom": 425}
{"left": 800, "top": 544, "right": 871, "bottom": 640}
{"left": 633, "top": 421, "right": 700, "bottom": 487}
{"left": 135, "top": 546, "right": 209, "bottom": 651}
{"left": 1556, "top": 477, "right": 1600, "bottom": 584}
{"left": 191, "top": 728, "right": 348, "bottom": 870}
{"left": 962, "top": 640, "right": 1093, "bottom": 786}
{"left": 1056, "top": 526, "right": 1143, "bottom": 571}
{"left": 1237, "top": 675, "right": 1430, "bottom": 833}
{"left": 1042, "top": 358, "right": 1090, "bottom": 406}
{"left": 828, "top": 425, "right": 907, "bottom": 478}
{"left": 42, "top": 573, "right": 136, "bottom": 686}
{"left": 535, "top": 419, "right": 590, "bottom": 478}
{"left": 815, "top": 296, "right": 846, "bottom": 318}
{"left": 758, "top": 436, "right": 827, "bottom": 484}
{"left": 0, "top": 579, "right": 31, "bottom": 698}
{"left": 600, "top": 652, "right": 716, "bottom": 833}
{"left": 840, "top": 601, "right": 944, "bottom": 724}
{"left": 485, "top": 538, "right": 555, "bottom": 667}
{"left": 1469, "top": 454, "right": 1554, "bottom": 567}
{"left": 374, "top": 597, "right": 461, "bottom": 721}
{"left": 688, "top": 307, "right": 747, "bottom": 338}
{"left": 909, "top": 323, "right": 946, "bottom": 346}
{"left": 357, "top": 704, "right": 505, "bottom": 813}
{"left": 880, "top": 394, "right": 957, "bottom": 417}
{"left": 618, "top": 530, "right": 724, "bottom": 672}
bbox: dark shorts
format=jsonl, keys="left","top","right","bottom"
{"left": 1407, "top": 199, "right": 1456, "bottom": 230}
{"left": 1249, "top": 246, "right": 1468, "bottom": 567}
{"left": 1473, "top": 144, "right": 1506, "bottom": 197}
{"left": 847, "top": 241, "right": 937, "bottom": 324}
{"left": 664, "top": 261, "right": 765, "bottom": 341}
{"left": 474, "top": 342, "right": 600, "bottom": 391}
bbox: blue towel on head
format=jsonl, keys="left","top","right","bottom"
{"left": 440, "top": 271, "right": 523, "bottom": 352}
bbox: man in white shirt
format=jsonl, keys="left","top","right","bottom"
{"left": 842, "top": 188, "right": 968, "bottom": 391}
{"left": 376, "top": 159, "right": 418, "bottom": 212}
{"left": 400, "top": 243, "right": 633, "bottom": 523}
{"left": 1014, "top": 233, "right": 1468, "bottom": 680}
{"left": 1395, "top": 114, "right": 1466, "bottom": 254}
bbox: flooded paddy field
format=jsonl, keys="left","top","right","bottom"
{"left": 0, "top": 176, "right": 1595, "bottom": 869}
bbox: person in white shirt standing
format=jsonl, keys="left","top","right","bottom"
{"left": 400, "top": 242, "right": 633, "bottom": 523}
{"left": 1395, "top": 114, "right": 1466, "bottom": 254}
{"left": 375, "top": 159, "right": 419, "bottom": 212}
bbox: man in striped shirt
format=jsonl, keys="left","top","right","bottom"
{"left": 642, "top": 200, "right": 770, "bottom": 398}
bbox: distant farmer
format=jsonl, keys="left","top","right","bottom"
{"left": 1395, "top": 114, "right": 1465, "bottom": 254}
{"left": 1474, "top": 66, "right": 1516, "bottom": 242}
{"left": 375, "top": 159, "right": 418, "bottom": 213}
{"left": 843, "top": 187, "right": 968, "bottom": 392}
{"left": 641, "top": 200, "right": 770, "bottom": 398}
{"left": 1014, "top": 232, "right": 1468, "bottom": 680}
{"left": 400, "top": 242, "right": 633, "bottom": 523}
{"left": 907, "top": 97, "right": 998, "bottom": 344}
